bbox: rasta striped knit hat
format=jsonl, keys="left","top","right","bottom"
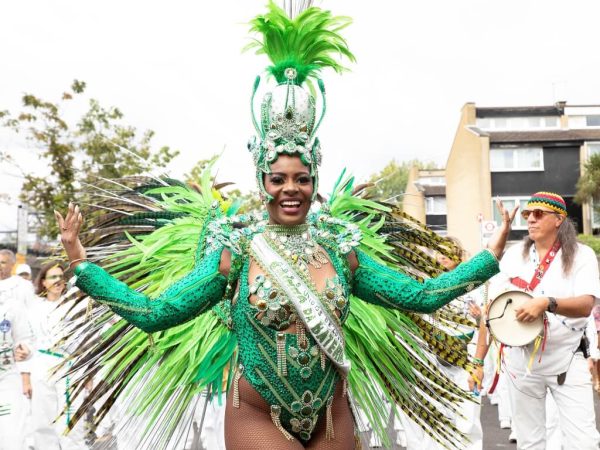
{"left": 527, "top": 191, "right": 567, "bottom": 216}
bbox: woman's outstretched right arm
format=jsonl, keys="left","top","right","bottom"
{"left": 55, "top": 203, "right": 228, "bottom": 333}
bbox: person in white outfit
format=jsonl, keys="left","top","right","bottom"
{"left": 0, "top": 249, "right": 34, "bottom": 450}
{"left": 28, "top": 262, "right": 89, "bottom": 450}
{"left": 471, "top": 191, "right": 600, "bottom": 450}
{"left": 198, "top": 394, "right": 226, "bottom": 450}
{"left": 400, "top": 239, "right": 484, "bottom": 450}
{"left": 436, "top": 240, "right": 483, "bottom": 450}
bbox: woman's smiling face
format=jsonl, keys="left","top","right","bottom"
{"left": 264, "top": 154, "right": 313, "bottom": 226}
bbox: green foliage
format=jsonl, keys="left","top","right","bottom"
{"left": 366, "top": 159, "right": 438, "bottom": 206}
{"left": 245, "top": 1, "right": 355, "bottom": 84}
{"left": 1, "top": 80, "right": 180, "bottom": 239}
{"left": 575, "top": 153, "right": 600, "bottom": 221}
{"left": 578, "top": 234, "right": 600, "bottom": 255}
{"left": 184, "top": 156, "right": 262, "bottom": 214}
{"left": 575, "top": 153, "right": 600, "bottom": 226}
{"left": 183, "top": 156, "right": 217, "bottom": 186}
{"left": 226, "top": 189, "right": 262, "bottom": 214}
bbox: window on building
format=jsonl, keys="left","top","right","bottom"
{"left": 426, "top": 196, "right": 447, "bottom": 215}
{"left": 586, "top": 115, "right": 600, "bottom": 127}
{"left": 490, "top": 146, "right": 544, "bottom": 171}
{"left": 592, "top": 197, "right": 600, "bottom": 229}
{"left": 494, "top": 118, "right": 508, "bottom": 129}
{"left": 418, "top": 176, "right": 445, "bottom": 186}
{"left": 492, "top": 197, "right": 529, "bottom": 230}
{"left": 476, "top": 118, "right": 490, "bottom": 129}
{"left": 543, "top": 116, "right": 559, "bottom": 127}
{"left": 476, "top": 116, "right": 558, "bottom": 130}
{"left": 588, "top": 143, "right": 600, "bottom": 156}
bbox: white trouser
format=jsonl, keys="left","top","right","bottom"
{"left": 544, "top": 393, "right": 562, "bottom": 450}
{"left": 508, "top": 353, "right": 600, "bottom": 450}
{"left": 483, "top": 341, "right": 498, "bottom": 396}
{"left": 0, "top": 371, "right": 27, "bottom": 450}
{"left": 199, "top": 398, "right": 226, "bottom": 450}
{"left": 495, "top": 369, "right": 513, "bottom": 423}
{"left": 30, "top": 352, "right": 87, "bottom": 450}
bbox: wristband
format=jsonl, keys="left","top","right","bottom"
{"left": 472, "top": 357, "right": 485, "bottom": 366}
{"left": 547, "top": 296, "right": 558, "bottom": 314}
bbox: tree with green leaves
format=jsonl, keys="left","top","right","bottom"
{"left": 184, "top": 156, "right": 262, "bottom": 214}
{"left": 0, "top": 80, "right": 179, "bottom": 239}
{"left": 365, "top": 159, "right": 438, "bottom": 206}
{"left": 575, "top": 153, "right": 600, "bottom": 205}
{"left": 575, "top": 152, "right": 600, "bottom": 230}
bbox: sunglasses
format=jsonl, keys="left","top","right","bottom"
{"left": 520, "top": 209, "right": 559, "bottom": 220}
{"left": 45, "top": 274, "right": 64, "bottom": 281}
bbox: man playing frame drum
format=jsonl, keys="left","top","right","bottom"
{"left": 470, "top": 192, "right": 600, "bottom": 450}
{"left": 486, "top": 290, "right": 545, "bottom": 348}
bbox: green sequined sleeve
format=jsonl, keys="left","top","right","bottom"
{"left": 352, "top": 249, "right": 498, "bottom": 313}
{"left": 74, "top": 247, "right": 227, "bottom": 333}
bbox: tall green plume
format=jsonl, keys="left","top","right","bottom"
{"left": 244, "top": 1, "right": 356, "bottom": 85}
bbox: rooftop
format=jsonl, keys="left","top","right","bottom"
{"left": 476, "top": 103, "right": 565, "bottom": 118}
{"left": 486, "top": 128, "right": 600, "bottom": 143}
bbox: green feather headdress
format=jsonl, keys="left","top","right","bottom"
{"left": 245, "top": 1, "right": 355, "bottom": 201}
{"left": 245, "top": 1, "right": 355, "bottom": 86}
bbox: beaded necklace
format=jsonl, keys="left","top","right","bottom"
{"left": 264, "top": 224, "right": 329, "bottom": 272}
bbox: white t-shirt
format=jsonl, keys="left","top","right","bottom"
{"left": 489, "top": 242, "right": 600, "bottom": 375}
{"left": 0, "top": 276, "right": 35, "bottom": 376}
{"left": 27, "top": 295, "right": 83, "bottom": 356}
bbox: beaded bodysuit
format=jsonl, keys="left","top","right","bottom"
{"left": 73, "top": 217, "right": 499, "bottom": 442}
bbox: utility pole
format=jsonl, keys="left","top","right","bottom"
{"left": 16, "top": 204, "right": 28, "bottom": 264}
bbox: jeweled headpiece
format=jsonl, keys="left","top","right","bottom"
{"left": 246, "top": 1, "right": 355, "bottom": 201}
{"left": 527, "top": 191, "right": 568, "bottom": 216}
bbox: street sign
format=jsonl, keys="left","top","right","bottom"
{"left": 482, "top": 220, "right": 497, "bottom": 237}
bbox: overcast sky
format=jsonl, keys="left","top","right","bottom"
{"left": 2, "top": 0, "right": 600, "bottom": 234}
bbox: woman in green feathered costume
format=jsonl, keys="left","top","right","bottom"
{"left": 55, "top": 2, "right": 516, "bottom": 449}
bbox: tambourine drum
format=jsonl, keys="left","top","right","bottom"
{"left": 486, "top": 290, "right": 544, "bottom": 347}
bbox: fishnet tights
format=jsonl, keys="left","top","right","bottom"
{"left": 224, "top": 377, "right": 356, "bottom": 449}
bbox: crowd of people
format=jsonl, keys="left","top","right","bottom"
{"left": 0, "top": 251, "right": 103, "bottom": 450}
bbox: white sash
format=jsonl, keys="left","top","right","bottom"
{"left": 251, "top": 234, "right": 350, "bottom": 375}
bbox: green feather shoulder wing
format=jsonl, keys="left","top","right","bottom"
{"left": 325, "top": 171, "right": 478, "bottom": 449}
{"left": 55, "top": 165, "right": 240, "bottom": 447}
